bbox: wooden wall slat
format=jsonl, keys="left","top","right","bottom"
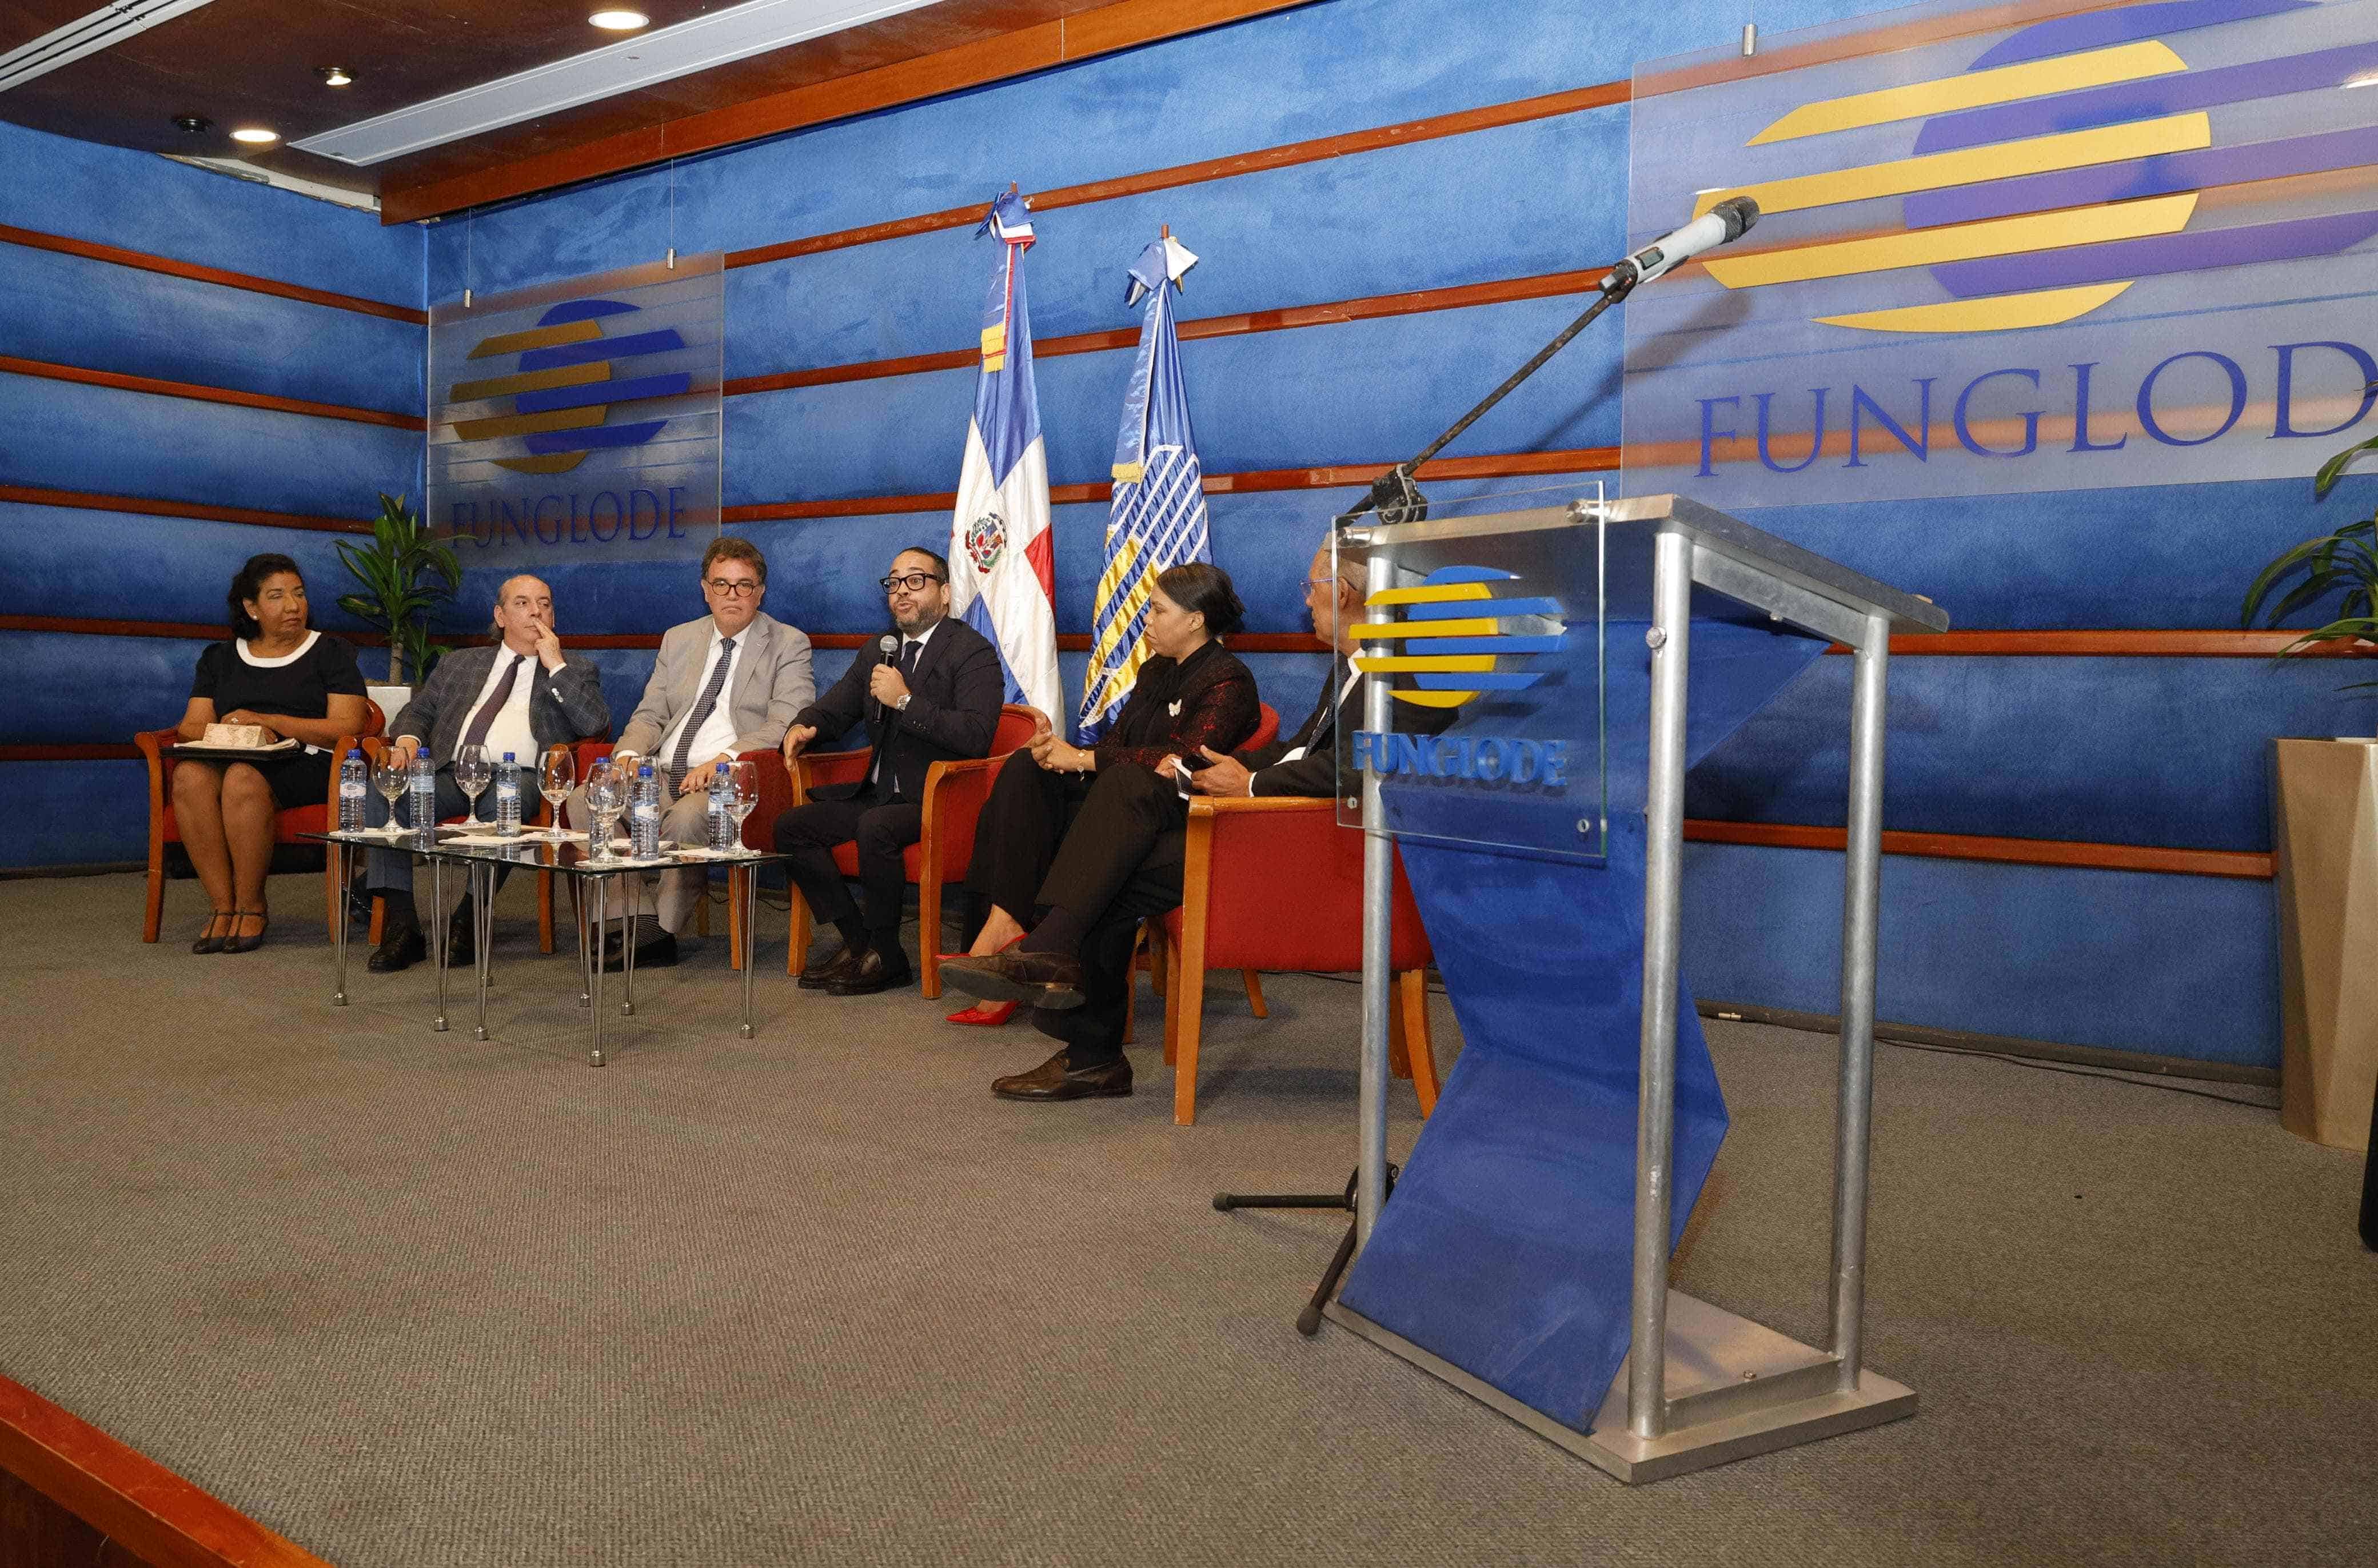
{"left": 720, "top": 85, "right": 1631, "bottom": 270}
{"left": 1682, "top": 819, "right": 2274, "bottom": 880}
{"left": 720, "top": 268, "right": 1609, "bottom": 398}
{"left": 0, "top": 356, "right": 426, "bottom": 432}
{"left": 0, "top": 1373, "right": 335, "bottom": 1568}
{"left": 0, "top": 222, "right": 426, "bottom": 326}
{"left": 0, "top": 484, "right": 374, "bottom": 535}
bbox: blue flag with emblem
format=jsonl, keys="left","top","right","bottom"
{"left": 947, "top": 189, "right": 1062, "bottom": 720}
{"left": 1077, "top": 233, "right": 1210, "bottom": 743}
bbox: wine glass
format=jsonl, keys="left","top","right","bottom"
{"left": 727, "top": 759, "right": 759, "bottom": 849}
{"left": 453, "top": 744, "right": 492, "bottom": 828}
{"left": 583, "top": 760, "right": 623, "bottom": 861}
{"left": 538, "top": 748, "right": 576, "bottom": 840}
{"left": 373, "top": 752, "right": 408, "bottom": 836}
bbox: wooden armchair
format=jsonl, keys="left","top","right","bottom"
{"left": 137, "top": 699, "right": 386, "bottom": 942}
{"left": 771, "top": 705, "right": 1042, "bottom": 994}
{"left": 1152, "top": 795, "right": 1439, "bottom": 1126}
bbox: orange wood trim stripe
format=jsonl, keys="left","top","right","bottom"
{"left": 0, "top": 484, "right": 374, "bottom": 535}
{"left": 0, "top": 744, "right": 142, "bottom": 761}
{"left": 0, "top": 615, "right": 389, "bottom": 646}
{"left": 0, "top": 1373, "right": 336, "bottom": 1568}
{"left": 722, "top": 267, "right": 1607, "bottom": 397}
{"left": 721, "top": 83, "right": 1632, "bottom": 270}
{"left": 1830, "top": 631, "right": 2378, "bottom": 657}
{"left": 1683, "top": 818, "right": 2274, "bottom": 879}
{"left": 383, "top": 0, "right": 1324, "bottom": 225}
{"left": 0, "top": 356, "right": 425, "bottom": 432}
{"left": 0, "top": 222, "right": 426, "bottom": 325}
{"left": 721, "top": 446, "right": 1619, "bottom": 522}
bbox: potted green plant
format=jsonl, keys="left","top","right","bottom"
{"left": 2248, "top": 406, "right": 2377, "bottom": 1152}
{"left": 337, "top": 492, "right": 461, "bottom": 685}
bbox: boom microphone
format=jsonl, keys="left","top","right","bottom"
{"left": 1602, "top": 195, "right": 1759, "bottom": 294}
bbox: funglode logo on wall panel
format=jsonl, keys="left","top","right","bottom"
{"left": 428, "top": 255, "right": 724, "bottom": 565}
{"left": 1620, "top": 0, "right": 2378, "bottom": 506}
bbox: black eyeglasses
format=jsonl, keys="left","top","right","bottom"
{"left": 705, "top": 577, "right": 763, "bottom": 597}
{"left": 880, "top": 572, "right": 945, "bottom": 593}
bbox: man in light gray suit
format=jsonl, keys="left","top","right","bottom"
{"left": 592, "top": 536, "right": 815, "bottom": 967}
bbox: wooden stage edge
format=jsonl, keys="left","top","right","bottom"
{"left": 0, "top": 1373, "right": 332, "bottom": 1568}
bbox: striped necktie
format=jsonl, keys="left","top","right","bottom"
{"left": 461, "top": 655, "right": 525, "bottom": 753}
{"left": 668, "top": 636, "right": 736, "bottom": 782}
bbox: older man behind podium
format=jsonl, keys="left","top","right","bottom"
{"left": 595, "top": 537, "right": 815, "bottom": 968}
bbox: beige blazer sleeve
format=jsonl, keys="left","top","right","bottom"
{"left": 729, "top": 617, "right": 814, "bottom": 755}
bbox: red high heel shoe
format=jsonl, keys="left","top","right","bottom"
{"left": 943, "top": 933, "right": 1024, "bottom": 1024}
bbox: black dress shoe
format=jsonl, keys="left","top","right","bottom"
{"left": 446, "top": 905, "right": 475, "bottom": 966}
{"left": 992, "top": 1050, "right": 1133, "bottom": 1102}
{"left": 598, "top": 931, "right": 678, "bottom": 972}
{"left": 940, "top": 948, "right": 1087, "bottom": 1010}
{"left": 797, "top": 940, "right": 865, "bottom": 990}
{"left": 191, "top": 911, "right": 234, "bottom": 955}
{"left": 827, "top": 947, "right": 913, "bottom": 996}
{"left": 368, "top": 923, "right": 426, "bottom": 973}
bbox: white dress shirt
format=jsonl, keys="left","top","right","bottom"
{"left": 411, "top": 647, "right": 537, "bottom": 765}
{"left": 657, "top": 620, "right": 748, "bottom": 772}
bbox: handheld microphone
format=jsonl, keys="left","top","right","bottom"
{"left": 874, "top": 632, "right": 901, "bottom": 722}
{"left": 1602, "top": 195, "right": 1759, "bottom": 294}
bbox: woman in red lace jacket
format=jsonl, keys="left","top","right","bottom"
{"left": 949, "top": 563, "right": 1259, "bottom": 1001}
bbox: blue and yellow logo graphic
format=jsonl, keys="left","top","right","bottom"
{"left": 1693, "top": 0, "right": 2378, "bottom": 334}
{"left": 448, "top": 298, "right": 689, "bottom": 475}
{"left": 1351, "top": 566, "right": 1566, "bottom": 709}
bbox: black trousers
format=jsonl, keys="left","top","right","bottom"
{"left": 772, "top": 788, "right": 923, "bottom": 939}
{"left": 996, "top": 763, "right": 1191, "bottom": 1070}
{"left": 967, "top": 758, "right": 1189, "bottom": 926}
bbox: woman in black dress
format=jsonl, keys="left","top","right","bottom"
{"left": 941, "top": 564, "right": 1260, "bottom": 1015}
{"left": 173, "top": 553, "right": 369, "bottom": 953}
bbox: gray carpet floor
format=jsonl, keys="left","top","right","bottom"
{"left": 2, "top": 872, "right": 2372, "bottom": 1566}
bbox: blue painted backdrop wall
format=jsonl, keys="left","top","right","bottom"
{"left": 0, "top": 117, "right": 424, "bottom": 870}
{"left": 12, "top": 0, "right": 2366, "bottom": 1067}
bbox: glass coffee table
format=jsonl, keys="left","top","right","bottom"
{"left": 308, "top": 827, "right": 784, "bottom": 1066}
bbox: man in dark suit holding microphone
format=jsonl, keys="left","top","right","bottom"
{"left": 773, "top": 547, "right": 1006, "bottom": 996}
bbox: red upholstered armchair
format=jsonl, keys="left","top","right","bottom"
{"left": 1153, "top": 795, "right": 1439, "bottom": 1126}
{"left": 137, "top": 700, "right": 386, "bottom": 941}
{"left": 768, "top": 705, "right": 1043, "bottom": 993}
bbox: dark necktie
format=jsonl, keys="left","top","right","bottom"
{"left": 461, "top": 655, "right": 525, "bottom": 753}
{"left": 1295, "top": 658, "right": 1346, "bottom": 751}
{"left": 873, "top": 639, "right": 924, "bottom": 795}
{"left": 668, "top": 636, "right": 737, "bottom": 782}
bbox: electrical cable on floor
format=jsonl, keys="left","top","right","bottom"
{"left": 1284, "top": 969, "right": 2277, "bottom": 1108}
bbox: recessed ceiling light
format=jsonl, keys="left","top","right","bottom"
{"left": 588, "top": 10, "right": 648, "bottom": 28}
{"left": 230, "top": 126, "right": 279, "bottom": 143}
{"left": 172, "top": 113, "right": 212, "bottom": 134}
{"left": 317, "top": 65, "right": 353, "bottom": 86}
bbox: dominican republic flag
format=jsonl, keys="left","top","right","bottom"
{"left": 947, "top": 189, "right": 1062, "bottom": 723}
{"left": 1078, "top": 233, "right": 1209, "bottom": 743}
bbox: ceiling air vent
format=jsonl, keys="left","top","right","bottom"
{"left": 0, "top": 0, "right": 216, "bottom": 94}
{"left": 293, "top": 0, "right": 939, "bottom": 167}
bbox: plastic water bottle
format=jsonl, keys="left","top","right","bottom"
{"left": 338, "top": 749, "right": 367, "bottom": 832}
{"left": 495, "top": 752, "right": 522, "bottom": 837}
{"left": 409, "top": 752, "right": 437, "bottom": 844}
{"left": 629, "top": 761, "right": 661, "bottom": 859}
{"left": 707, "top": 760, "right": 736, "bottom": 851}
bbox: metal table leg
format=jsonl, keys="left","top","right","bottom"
{"left": 739, "top": 861, "right": 757, "bottom": 1039}
{"left": 472, "top": 860, "right": 496, "bottom": 1042}
{"left": 576, "top": 873, "right": 592, "bottom": 1008}
{"left": 621, "top": 900, "right": 639, "bottom": 1017}
{"left": 432, "top": 855, "right": 450, "bottom": 1033}
{"left": 588, "top": 875, "right": 607, "bottom": 1067}
{"left": 331, "top": 839, "right": 350, "bottom": 1007}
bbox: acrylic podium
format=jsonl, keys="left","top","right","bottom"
{"left": 1322, "top": 491, "right": 1949, "bottom": 1482}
